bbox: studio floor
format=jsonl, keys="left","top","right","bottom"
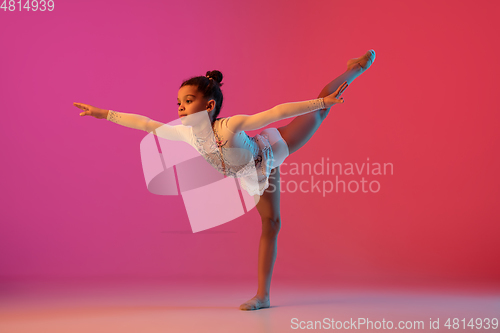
{"left": 1, "top": 277, "right": 499, "bottom": 333}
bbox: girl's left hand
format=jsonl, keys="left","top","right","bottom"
{"left": 323, "top": 81, "right": 349, "bottom": 107}
{"left": 74, "top": 102, "right": 109, "bottom": 119}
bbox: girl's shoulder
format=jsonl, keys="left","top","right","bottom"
{"left": 218, "top": 116, "right": 239, "bottom": 135}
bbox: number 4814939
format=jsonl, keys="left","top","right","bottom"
{"left": 444, "top": 318, "right": 498, "bottom": 330}
{"left": 1, "top": 0, "right": 55, "bottom": 11}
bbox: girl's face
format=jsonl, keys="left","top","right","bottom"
{"left": 177, "top": 85, "right": 215, "bottom": 119}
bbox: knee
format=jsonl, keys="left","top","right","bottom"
{"left": 262, "top": 216, "right": 281, "bottom": 234}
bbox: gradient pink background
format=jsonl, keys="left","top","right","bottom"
{"left": 1, "top": 0, "right": 499, "bottom": 287}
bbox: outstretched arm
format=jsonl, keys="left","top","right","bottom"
{"left": 227, "top": 81, "right": 348, "bottom": 133}
{"left": 106, "top": 110, "right": 189, "bottom": 142}
{"left": 107, "top": 110, "right": 163, "bottom": 133}
{"left": 74, "top": 102, "right": 189, "bottom": 142}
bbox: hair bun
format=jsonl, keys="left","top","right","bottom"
{"left": 206, "top": 70, "right": 223, "bottom": 86}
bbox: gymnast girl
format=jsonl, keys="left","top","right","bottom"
{"left": 74, "top": 49, "right": 376, "bottom": 311}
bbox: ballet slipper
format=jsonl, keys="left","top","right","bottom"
{"left": 346, "top": 49, "right": 376, "bottom": 72}
{"left": 239, "top": 295, "right": 270, "bottom": 311}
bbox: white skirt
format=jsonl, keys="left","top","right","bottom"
{"left": 238, "top": 127, "right": 289, "bottom": 196}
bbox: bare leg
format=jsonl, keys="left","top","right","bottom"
{"left": 239, "top": 166, "right": 281, "bottom": 310}
{"left": 278, "top": 50, "right": 375, "bottom": 154}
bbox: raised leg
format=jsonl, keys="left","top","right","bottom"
{"left": 239, "top": 166, "right": 281, "bottom": 310}
{"left": 278, "top": 50, "right": 375, "bottom": 155}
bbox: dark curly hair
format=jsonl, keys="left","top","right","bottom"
{"left": 180, "top": 70, "right": 224, "bottom": 122}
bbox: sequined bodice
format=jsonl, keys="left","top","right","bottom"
{"left": 192, "top": 117, "right": 263, "bottom": 178}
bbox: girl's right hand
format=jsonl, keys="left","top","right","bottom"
{"left": 323, "top": 81, "right": 349, "bottom": 108}
{"left": 74, "top": 102, "right": 108, "bottom": 119}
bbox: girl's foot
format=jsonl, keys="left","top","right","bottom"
{"left": 239, "top": 295, "right": 270, "bottom": 311}
{"left": 346, "top": 49, "right": 376, "bottom": 72}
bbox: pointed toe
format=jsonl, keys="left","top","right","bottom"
{"left": 369, "top": 49, "right": 376, "bottom": 61}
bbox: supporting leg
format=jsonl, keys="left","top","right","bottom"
{"left": 239, "top": 166, "right": 281, "bottom": 310}
{"left": 278, "top": 50, "right": 375, "bottom": 155}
